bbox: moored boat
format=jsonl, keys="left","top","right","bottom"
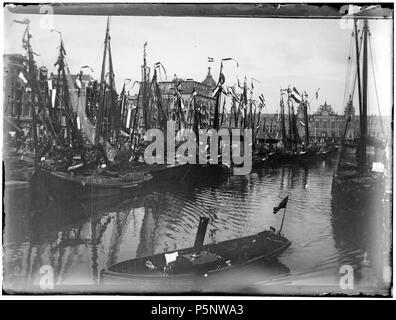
{"left": 331, "top": 19, "right": 386, "bottom": 212}
{"left": 33, "top": 167, "right": 152, "bottom": 201}
{"left": 100, "top": 197, "right": 291, "bottom": 293}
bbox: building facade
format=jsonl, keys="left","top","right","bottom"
{"left": 260, "top": 100, "right": 390, "bottom": 143}
{"left": 158, "top": 67, "right": 216, "bottom": 126}
{"left": 3, "top": 54, "right": 32, "bottom": 129}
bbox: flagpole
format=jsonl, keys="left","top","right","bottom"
{"left": 279, "top": 206, "right": 287, "bottom": 235}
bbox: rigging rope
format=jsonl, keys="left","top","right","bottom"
{"left": 349, "top": 28, "right": 364, "bottom": 106}
{"left": 368, "top": 33, "right": 385, "bottom": 139}
{"left": 343, "top": 30, "right": 354, "bottom": 106}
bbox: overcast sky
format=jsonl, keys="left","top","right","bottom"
{"left": 4, "top": 10, "right": 392, "bottom": 115}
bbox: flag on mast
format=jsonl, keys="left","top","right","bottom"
{"left": 315, "top": 88, "right": 320, "bottom": 100}
{"left": 18, "top": 72, "right": 28, "bottom": 84}
{"left": 290, "top": 87, "right": 302, "bottom": 103}
{"left": 273, "top": 196, "right": 289, "bottom": 214}
{"left": 75, "top": 73, "right": 82, "bottom": 89}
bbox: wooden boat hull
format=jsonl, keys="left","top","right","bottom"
{"left": 267, "top": 147, "right": 337, "bottom": 165}
{"left": 148, "top": 163, "right": 191, "bottom": 182}
{"left": 100, "top": 230, "right": 291, "bottom": 293}
{"left": 32, "top": 168, "right": 152, "bottom": 202}
{"left": 268, "top": 151, "right": 307, "bottom": 164}
{"left": 188, "top": 163, "right": 231, "bottom": 177}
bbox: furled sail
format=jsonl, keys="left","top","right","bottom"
{"left": 65, "top": 67, "right": 96, "bottom": 145}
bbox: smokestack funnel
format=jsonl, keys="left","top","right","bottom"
{"left": 192, "top": 217, "right": 210, "bottom": 257}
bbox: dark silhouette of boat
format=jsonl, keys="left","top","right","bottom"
{"left": 257, "top": 146, "right": 336, "bottom": 167}
{"left": 100, "top": 213, "right": 291, "bottom": 292}
{"left": 331, "top": 19, "right": 386, "bottom": 211}
{"left": 33, "top": 167, "right": 152, "bottom": 201}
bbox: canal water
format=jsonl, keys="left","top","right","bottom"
{"left": 3, "top": 155, "right": 391, "bottom": 295}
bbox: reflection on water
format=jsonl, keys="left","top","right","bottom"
{"left": 3, "top": 156, "right": 391, "bottom": 295}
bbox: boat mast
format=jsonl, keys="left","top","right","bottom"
{"left": 107, "top": 35, "right": 118, "bottom": 141}
{"left": 54, "top": 37, "right": 75, "bottom": 150}
{"left": 255, "top": 96, "right": 264, "bottom": 140}
{"left": 95, "top": 17, "right": 110, "bottom": 145}
{"left": 192, "top": 87, "right": 200, "bottom": 162}
{"left": 303, "top": 99, "right": 310, "bottom": 147}
{"left": 129, "top": 86, "right": 141, "bottom": 152}
{"left": 291, "top": 102, "right": 297, "bottom": 152}
{"left": 353, "top": 19, "right": 364, "bottom": 172}
{"left": 360, "top": 19, "right": 369, "bottom": 172}
{"left": 249, "top": 82, "right": 253, "bottom": 129}
{"left": 142, "top": 42, "right": 148, "bottom": 130}
{"left": 119, "top": 83, "right": 126, "bottom": 130}
{"left": 243, "top": 78, "right": 248, "bottom": 129}
{"left": 220, "top": 97, "right": 226, "bottom": 128}
{"left": 287, "top": 89, "right": 293, "bottom": 151}
{"left": 280, "top": 92, "right": 287, "bottom": 149}
{"left": 229, "top": 89, "right": 237, "bottom": 127}
{"left": 25, "top": 23, "right": 39, "bottom": 168}
{"left": 213, "top": 61, "right": 224, "bottom": 131}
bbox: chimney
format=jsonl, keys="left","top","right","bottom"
{"left": 192, "top": 217, "right": 210, "bottom": 257}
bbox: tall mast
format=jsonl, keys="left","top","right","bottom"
{"left": 59, "top": 44, "right": 75, "bottom": 150}
{"left": 119, "top": 83, "right": 126, "bottom": 129}
{"left": 353, "top": 19, "right": 364, "bottom": 171}
{"left": 304, "top": 100, "right": 309, "bottom": 147}
{"left": 280, "top": 93, "right": 287, "bottom": 148}
{"left": 291, "top": 102, "right": 296, "bottom": 151}
{"left": 230, "top": 91, "right": 236, "bottom": 127}
{"left": 25, "top": 23, "right": 39, "bottom": 168}
{"left": 287, "top": 90, "right": 293, "bottom": 151}
{"left": 255, "top": 95, "right": 264, "bottom": 139}
{"left": 95, "top": 17, "right": 110, "bottom": 145}
{"left": 220, "top": 97, "right": 226, "bottom": 128}
{"left": 249, "top": 82, "right": 253, "bottom": 129}
{"left": 129, "top": 87, "right": 141, "bottom": 152}
{"left": 213, "top": 61, "right": 223, "bottom": 131}
{"left": 354, "top": 19, "right": 363, "bottom": 122}
{"left": 242, "top": 78, "right": 248, "bottom": 129}
{"left": 107, "top": 37, "right": 118, "bottom": 140}
{"left": 360, "top": 19, "right": 368, "bottom": 171}
{"left": 192, "top": 87, "right": 199, "bottom": 159}
{"left": 142, "top": 42, "right": 148, "bottom": 130}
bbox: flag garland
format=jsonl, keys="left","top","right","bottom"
{"left": 212, "top": 73, "right": 226, "bottom": 97}
{"left": 258, "top": 94, "right": 265, "bottom": 109}
{"left": 154, "top": 62, "right": 167, "bottom": 80}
